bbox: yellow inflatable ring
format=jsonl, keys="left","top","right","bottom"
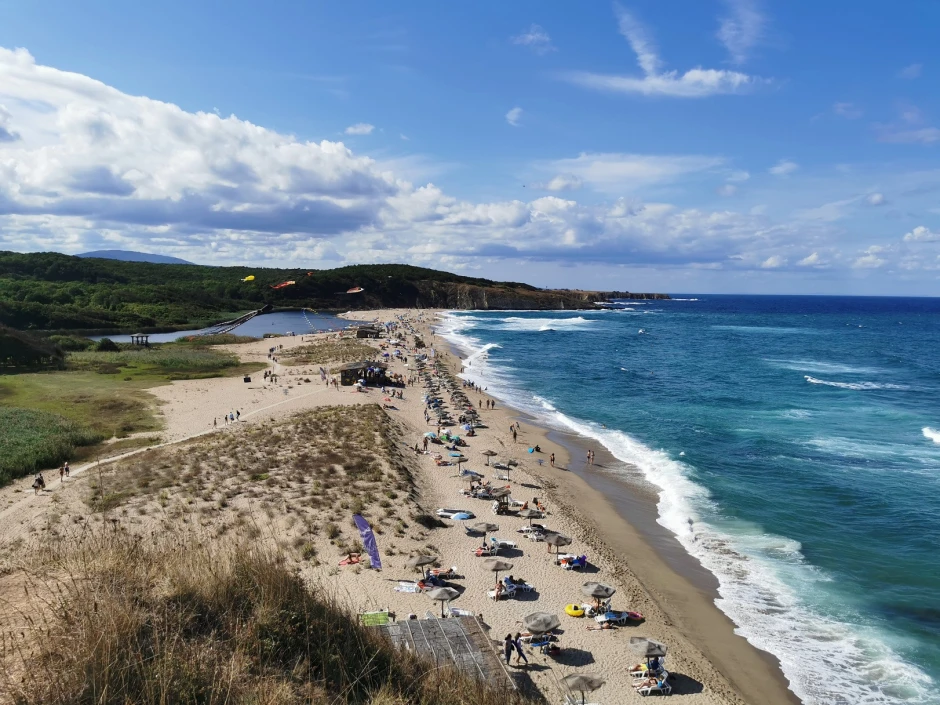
{"left": 565, "top": 604, "right": 585, "bottom": 618}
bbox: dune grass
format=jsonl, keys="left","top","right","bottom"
{"left": 68, "top": 346, "right": 252, "bottom": 379}
{"left": 0, "top": 533, "right": 528, "bottom": 705}
{"left": 172, "top": 333, "right": 260, "bottom": 345}
{"left": 0, "top": 408, "right": 104, "bottom": 484}
{"left": 280, "top": 339, "right": 378, "bottom": 367}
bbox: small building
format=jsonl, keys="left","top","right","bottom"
{"left": 129, "top": 333, "right": 150, "bottom": 347}
{"left": 337, "top": 360, "right": 388, "bottom": 386}
{"left": 355, "top": 326, "right": 383, "bottom": 339}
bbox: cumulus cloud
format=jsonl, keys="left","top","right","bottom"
{"left": 853, "top": 246, "right": 887, "bottom": 269}
{"left": 898, "top": 63, "right": 922, "bottom": 80}
{"left": 717, "top": 0, "right": 765, "bottom": 65}
{"left": 760, "top": 254, "right": 785, "bottom": 268}
{"left": 511, "top": 24, "right": 556, "bottom": 55}
{"left": 0, "top": 45, "right": 901, "bottom": 276}
{"left": 560, "top": 5, "right": 765, "bottom": 98}
{"left": 865, "top": 192, "right": 885, "bottom": 206}
{"left": 542, "top": 174, "right": 583, "bottom": 191}
{"left": 769, "top": 159, "right": 798, "bottom": 176}
{"left": 0, "top": 104, "right": 20, "bottom": 142}
{"left": 903, "top": 225, "right": 940, "bottom": 242}
{"left": 505, "top": 107, "right": 523, "bottom": 127}
{"left": 543, "top": 153, "right": 724, "bottom": 194}
{"left": 344, "top": 123, "right": 375, "bottom": 135}
{"left": 798, "top": 252, "right": 822, "bottom": 266}
{"left": 833, "top": 102, "right": 862, "bottom": 119}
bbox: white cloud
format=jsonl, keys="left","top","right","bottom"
{"left": 511, "top": 24, "right": 556, "bottom": 55}
{"left": 865, "top": 192, "right": 885, "bottom": 206}
{"left": 717, "top": 0, "right": 765, "bottom": 65}
{"left": 798, "top": 252, "right": 822, "bottom": 266}
{"left": 717, "top": 184, "right": 737, "bottom": 196}
{"left": 903, "top": 225, "right": 940, "bottom": 242}
{"left": 878, "top": 127, "right": 940, "bottom": 144}
{"left": 542, "top": 174, "right": 583, "bottom": 191}
{"left": 769, "top": 159, "right": 798, "bottom": 176}
{"left": 506, "top": 107, "right": 523, "bottom": 127}
{"left": 796, "top": 197, "right": 856, "bottom": 222}
{"left": 544, "top": 153, "right": 724, "bottom": 194}
{"left": 727, "top": 169, "right": 750, "bottom": 182}
{"left": 400, "top": 133, "right": 409, "bottom": 141}
{"left": 0, "top": 104, "right": 20, "bottom": 142}
{"left": 853, "top": 253, "right": 886, "bottom": 269}
{"left": 760, "top": 254, "right": 785, "bottom": 268}
{"left": 344, "top": 122, "right": 375, "bottom": 135}
{"left": 560, "top": 5, "right": 765, "bottom": 98}
{"left": 833, "top": 102, "right": 862, "bottom": 119}
{"left": 898, "top": 63, "right": 922, "bottom": 80}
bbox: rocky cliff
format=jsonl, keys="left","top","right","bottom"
{"left": 408, "top": 281, "right": 669, "bottom": 310}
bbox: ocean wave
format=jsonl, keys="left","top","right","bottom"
{"left": 765, "top": 358, "right": 883, "bottom": 375}
{"left": 805, "top": 376, "right": 909, "bottom": 391}
{"left": 545, "top": 413, "right": 934, "bottom": 705}
{"left": 498, "top": 316, "right": 593, "bottom": 332}
{"left": 922, "top": 427, "right": 940, "bottom": 444}
{"left": 669, "top": 298, "right": 700, "bottom": 301}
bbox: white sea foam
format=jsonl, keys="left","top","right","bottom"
{"left": 766, "top": 358, "right": 883, "bottom": 375}
{"left": 436, "top": 311, "right": 934, "bottom": 705}
{"left": 669, "top": 297, "right": 700, "bottom": 301}
{"left": 805, "top": 376, "right": 909, "bottom": 391}
{"left": 713, "top": 325, "right": 819, "bottom": 334}
{"left": 498, "top": 316, "right": 592, "bottom": 332}
{"left": 923, "top": 427, "right": 940, "bottom": 444}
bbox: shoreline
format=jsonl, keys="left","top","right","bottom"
{"left": 433, "top": 314, "right": 799, "bottom": 705}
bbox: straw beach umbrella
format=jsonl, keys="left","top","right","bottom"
{"left": 489, "top": 486, "right": 511, "bottom": 499}
{"left": 470, "top": 522, "right": 499, "bottom": 542}
{"left": 523, "top": 611, "right": 561, "bottom": 635}
{"left": 629, "top": 637, "right": 668, "bottom": 658}
{"left": 562, "top": 674, "right": 606, "bottom": 705}
{"left": 581, "top": 582, "right": 616, "bottom": 600}
{"left": 406, "top": 555, "right": 437, "bottom": 573}
{"left": 518, "top": 508, "right": 542, "bottom": 525}
{"left": 482, "top": 558, "right": 513, "bottom": 583}
{"left": 481, "top": 449, "right": 497, "bottom": 466}
{"left": 426, "top": 586, "right": 460, "bottom": 618}
{"left": 544, "top": 532, "right": 572, "bottom": 557}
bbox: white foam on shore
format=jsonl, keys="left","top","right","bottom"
{"left": 498, "top": 316, "right": 593, "bottom": 332}
{"left": 437, "top": 311, "right": 935, "bottom": 705}
{"left": 923, "top": 427, "right": 940, "bottom": 444}
{"left": 805, "top": 376, "right": 909, "bottom": 391}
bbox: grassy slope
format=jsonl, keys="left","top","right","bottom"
{"left": 0, "top": 345, "right": 264, "bottom": 484}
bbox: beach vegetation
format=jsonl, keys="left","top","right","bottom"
{"left": 279, "top": 338, "right": 378, "bottom": 367}
{"left": 0, "top": 408, "right": 104, "bottom": 484}
{"left": 0, "top": 323, "right": 64, "bottom": 369}
{"left": 1, "top": 532, "right": 532, "bottom": 705}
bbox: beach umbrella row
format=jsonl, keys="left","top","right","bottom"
{"left": 426, "top": 586, "right": 460, "bottom": 618}
{"left": 562, "top": 674, "right": 606, "bottom": 705}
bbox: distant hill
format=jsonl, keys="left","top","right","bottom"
{"left": 78, "top": 250, "right": 194, "bottom": 265}
{"left": 0, "top": 250, "right": 666, "bottom": 332}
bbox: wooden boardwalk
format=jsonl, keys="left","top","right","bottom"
{"left": 376, "top": 616, "right": 515, "bottom": 690}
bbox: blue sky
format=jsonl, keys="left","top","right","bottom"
{"left": 0, "top": 1, "right": 939, "bottom": 294}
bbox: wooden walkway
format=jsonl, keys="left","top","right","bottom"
{"left": 376, "top": 616, "right": 515, "bottom": 690}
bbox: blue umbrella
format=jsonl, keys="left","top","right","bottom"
{"left": 425, "top": 432, "right": 437, "bottom": 438}
{"left": 452, "top": 512, "right": 473, "bottom": 520}
{"left": 449, "top": 452, "right": 463, "bottom": 457}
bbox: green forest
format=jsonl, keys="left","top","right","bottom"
{"left": 0, "top": 251, "right": 525, "bottom": 332}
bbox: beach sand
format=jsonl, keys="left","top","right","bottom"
{"left": 0, "top": 309, "right": 798, "bottom": 705}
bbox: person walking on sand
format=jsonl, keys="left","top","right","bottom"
{"left": 513, "top": 633, "right": 529, "bottom": 666}
{"left": 59, "top": 464, "right": 65, "bottom": 482}
{"left": 236, "top": 410, "right": 240, "bottom": 421}
{"left": 511, "top": 426, "right": 517, "bottom": 442}
{"left": 503, "top": 634, "right": 514, "bottom": 665}
{"left": 550, "top": 453, "right": 555, "bottom": 467}
{"left": 64, "top": 461, "right": 69, "bottom": 478}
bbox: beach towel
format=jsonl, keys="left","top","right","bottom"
{"left": 395, "top": 582, "right": 420, "bottom": 593}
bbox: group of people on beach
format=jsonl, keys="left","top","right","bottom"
{"left": 503, "top": 633, "right": 529, "bottom": 667}
{"left": 32, "top": 461, "right": 69, "bottom": 494}
{"left": 214, "top": 410, "right": 241, "bottom": 427}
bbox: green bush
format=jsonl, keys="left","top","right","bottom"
{"left": 95, "top": 337, "right": 120, "bottom": 352}
{"left": 46, "top": 334, "right": 95, "bottom": 351}
{"left": 0, "top": 408, "right": 104, "bottom": 484}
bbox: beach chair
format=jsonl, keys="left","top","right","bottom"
{"left": 487, "top": 584, "right": 516, "bottom": 600}
{"left": 430, "top": 565, "right": 459, "bottom": 579}
{"left": 449, "top": 607, "right": 475, "bottom": 617}
{"left": 505, "top": 579, "right": 535, "bottom": 593}
{"left": 489, "top": 537, "right": 517, "bottom": 549}
{"left": 359, "top": 609, "right": 390, "bottom": 626}
{"left": 629, "top": 660, "right": 666, "bottom": 681}
{"left": 472, "top": 545, "right": 497, "bottom": 557}
{"left": 635, "top": 673, "right": 671, "bottom": 696}
{"left": 594, "top": 610, "right": 643, "bottom": 626}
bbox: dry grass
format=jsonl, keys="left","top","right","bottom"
{"left": 0, "top": 532, "right": 532, "bottom": 705}
{"left": 279, "top": 339, "right": 379, "bottom": 367}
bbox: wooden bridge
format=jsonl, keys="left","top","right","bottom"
{"left": 200, "top": 304, "right": 273, "bottom": 336}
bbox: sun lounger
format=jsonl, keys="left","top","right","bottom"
{"left": 518, "top": 632, "right": 557, "bottom": 644}
{"left": 635, "top": 673, "right": 671, "bottom": 696}
{"left": 359, "top": 609, "right": 390, "bottom": 626}
{"left": 429, "top": 565, "right": 459, "bottom": 579}
{"left": 629, "top": 661, "right": 666, "bottom": 681}
{"left": 505, "top": 580, "right": 534, "bottom": 593}
{"left": 489, "top": 537, "right": 517, "bottom": 549}
{"left": 487, "top": 584, "right": 516, "bottom": 600}
{"left": 449, "top": 607, "right": 475, "bottom": 617}
{"left": 472, "top": 546, "right": 497, "bottom": 557}
{"left": 395, "top": 582, "right": 420, "bottom": 593}
{"left": 595, "top": 610, "right": 643, "bottom": 626}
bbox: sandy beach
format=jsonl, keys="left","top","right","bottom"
{"left": 0, "top": 309, "right": 798, "bottom": 705}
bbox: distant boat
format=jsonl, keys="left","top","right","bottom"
{"left": 347, "top": 286, "right": 364, "bottom": 294}
{"left": 638, "top": 329, "right": 646, "bottom": 334}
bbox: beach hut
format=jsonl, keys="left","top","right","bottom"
{"left": 355, "top": 326, "right": 382, "bottom": 339}
{"left": 337, "top": 360, "right": 388, "bottom": 386}
{"left": 129, "top": 333, "right": 150, "bottom": 347}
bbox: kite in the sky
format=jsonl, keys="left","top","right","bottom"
{"left": 270, "top": 280, "right": 296, "bottom": 290}
{"left": 241, "top": 275, "right": 255, "bottom": 282}
{"left": 346, "top": 286, "right": 364, "bottom": 294}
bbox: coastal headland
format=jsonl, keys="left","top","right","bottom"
{"left": 0, "top": 309, "right": 795, "bottom": 705}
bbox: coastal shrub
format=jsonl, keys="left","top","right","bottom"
{"left": 70, "top": 346, "right": 241, "bottom": 375}
{"left": 0, "top": 323, "right": 64, "bottom": 369}
{"left": 280, "top": 338, "right": 378, "bottom": 367}
{"left": 45, "top": 334, "right": 95, "bottom": 351}
{"left": 0, "top": 408, "right": 104, "bottom": 484}
{"left": 5, "top": 533, "right": 531, "bottom": 705}
{"left": 172, "top": 333, "right": 258, "bottom": 345}
{"left": 95, "top": 337, "right": 120, "bottom": 352}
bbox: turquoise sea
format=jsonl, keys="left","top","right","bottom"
{"left": 439, "top": 296, "right": 940, "bottom": 705}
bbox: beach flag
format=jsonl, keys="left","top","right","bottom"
{"left": 319, "top": 366, "right": 327, "bottom": 381}
{"left": 353, "top": 514, "right": 382, "bottom": 570}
